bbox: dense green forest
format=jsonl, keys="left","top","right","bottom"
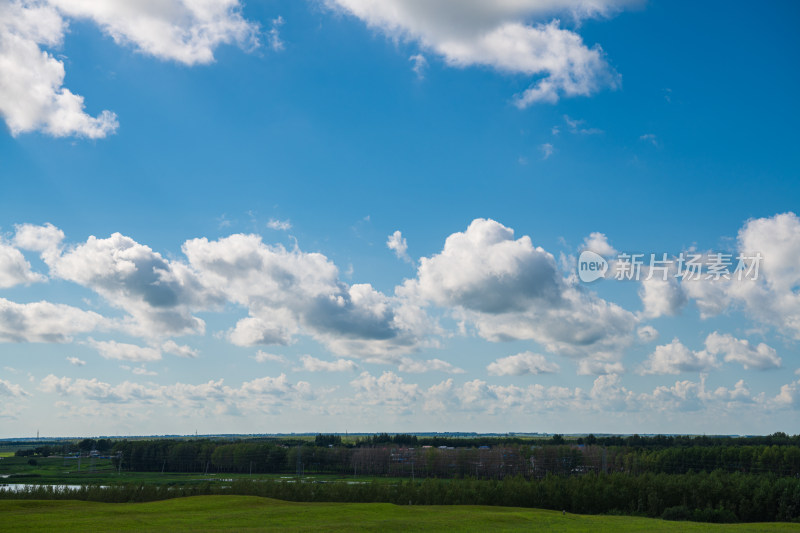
{"left": 16, "top": 432, "right": 800, "bottom": 478}
{"left": 7, "top": 432, "right": 800, "bottom": 523}
{"left": 3, "top": 472, "right": 799, "bottom": 523}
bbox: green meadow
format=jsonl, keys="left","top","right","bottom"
{"left": 1, "top": 496, "right": 798, "bottom": 533}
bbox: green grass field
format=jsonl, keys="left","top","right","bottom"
{"left": 0, "top": 496, "right": 798, "bottom": 532}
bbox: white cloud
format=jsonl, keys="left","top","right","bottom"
{"left": 326, "top": 0, "right": 629, "bottom": 105}
{"left": 563, "top": 115, "right": 602, "bottom": 135}
{"left": 540, "top": 142, "right": 554, "bottom": 159}
{"left": 39, "top": 372, "right": 315, "bottom": 414}
{"left": 704, "top": 332, "right": 781, "bottom": 370}
{"left": 162, "top": 340, "right": 198, "bottom": 358}
{"left": 13, "top": 222, "right": 64, "bottom": 262}
{"left": 576, "top": 359, "right": 625, "bottom": 376}
{"left": 0, "top": 241, "right": 43, "bottom": 287}
{"left": 0, "top": 378, "right": 28, "bottom": 398}
{"left": 350, "top": 371, "right": 420, "bottom": 412}
{"left": 409, "top": 53, "right": 427, "bottom": 79}
{"left": 772, "top": 379, "right": 800, "bottom": 409}
{"left": 729, "top": 212, "right": 800, "bottom": 338}
{"left": 582, "top": 232, "right": 616, "bottom": 256}
{"left": 130, "top": 366, "right": 157, "bottom": 376}
{"left": 640, "top": 332, "right": 780, "bottom": 375}
{"left": 253, "top": 350, "right": 287, "bottom": 364}
{"left": 487, "top": 351, "right": 559, "bottom": 376}
{"left": 86, "top": 338, "right": 161, "bottom": 362}
{"left": 0, "top": 297, "right": 105, "bottom": 343}
{"left": 386, "top": 230, "right": 412, "bottom": 263}
{"left": 0, "top": 0, "right": 259, "bottom": 138}
{"left": 638, "top": 338, "right": 719, "bottom": 375}
{"left": 46, "top": 231, "right": 215, "bottom": 338}
{"left": 397, "top": 357, "right": 464, "bottom": 374}
{"left": 298, "top": 354, "right": 357, "bottom": 372}
{"left": 267, "top": 218, "right": 292, "bottom": 231}
{"left": 66, "top": 356, "right": 85, "bottom": 366}
{"left": 680, "top": 213, "right": 800, "bottom": 339}
{"left": 49, "top": 0, "right": 260, "bottom": 65}
{"left": 268, "top": 15, "right": 284, "bottom": 52}
{"left": 184, "top": 233, "right": 431, "bottom": 359}
{"left": 639, "top": 270, "right": 687, "bottom": 318}
{"left": 637, "top": 325, "right": 659, "bottom": 343}
{"left": 402, "top": 218, "right": 636, "bottom": 362}
{"left": 0, "top": 0, "right": 118, "bottom": 138}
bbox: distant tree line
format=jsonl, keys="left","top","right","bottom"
{"left": 2, "top": 472, "right": 800, "bottom": 523}
{"left": 15, "top": 439, "right": 113, "bottom": 457}
{"left": 94, "top": 433, "right": 800, "bottom": 478}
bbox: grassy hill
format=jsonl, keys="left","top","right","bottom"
{"left": 1, "top": 496, "right": 798, "bottom": 532}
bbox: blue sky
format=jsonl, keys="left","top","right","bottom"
{"left": 0, "top": 0, "right": 798, "bottom": 437}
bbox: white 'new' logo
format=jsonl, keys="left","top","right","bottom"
{"left": 578, "top": 250, "right": 608, "bottom": 283}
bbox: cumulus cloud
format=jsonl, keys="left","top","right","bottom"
{"left": 0, "top": 378, "right": 28, "bottom": 398}
{"left": 39, "top": 372, "right": 314, "bottom": 414}
{"left": 326, "top": 0, "right": 627, "bottom": 105}
{"left": 637, "top": 325, "right": 659, "bottom": 343}
{"left": 487, "top": 351, "right": 559, "bottom": 376}
{"left": 13, "top": 222, "right": 64, "bottom": 262}
{"left": 397, "top": 357, "right": 464, "bottom": 374}
{"left": 46, "top": 231, "right": 215, "bottom": 338}
{"left": 9, "top": 224, "right": 434, "bottom": 358}
{"left": 772, "top": 379, "right": 800, "bottom": 409}
{"left": 0, "top": 0, "right": 259, "bottom": 138}
{"left": 86, "top": 338, "right": 161, "bottom": 362}
{"left": 162, "top": 340, "right": 198, "bottom": 358}
{"left": 679, "top": 213, "right": 800, "bottom": 339}
{"left": 49, "top": 0, "right": 260, "bottom": 65}
{"left": 582, "top": 232, "right": 616, "bottom": 256}
{"left": 253, "top": 350, "right": 288, "bottom": 364}
{"left": 638, "top": 338, "right": 719, "bottom": 375}
{"left": 402, "top": 218, "right": 636, "bottom": 364}
{"left": 704, "top": 332, "right": 781, "bottom": 370}
{"left": 576, "top": 359, "right": 625, "bottom": 376}
{"left": 386, "top": 230, "right": 412, "bottom": 263}
{"left": 640, "top": 333, "right": 781, "bottom": 375}
{"left": 0, "top": 241, "right": 43, "bottom": 287}
{"left": 298, "top": 354, "right": 357, "bottom": 372}
{"left": 66, "top": 356, "right": 85, "bottom": 366}
{"left": 0, "top": 297, "right": 105, "bottom": 343}
{"left": 0, "top": 0, "right": 118, "bottom": 138}
{"left": 350, "top": 371, "right": 420, "bottom": 412}
{"left": 728, "top": 212, "right": 800, "bottom": 338}
{"left": 184, "top": 233, "right": 431, "bottom": 359}
{"left": 639, "top": 269, "right": 687, "bottom": 318}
